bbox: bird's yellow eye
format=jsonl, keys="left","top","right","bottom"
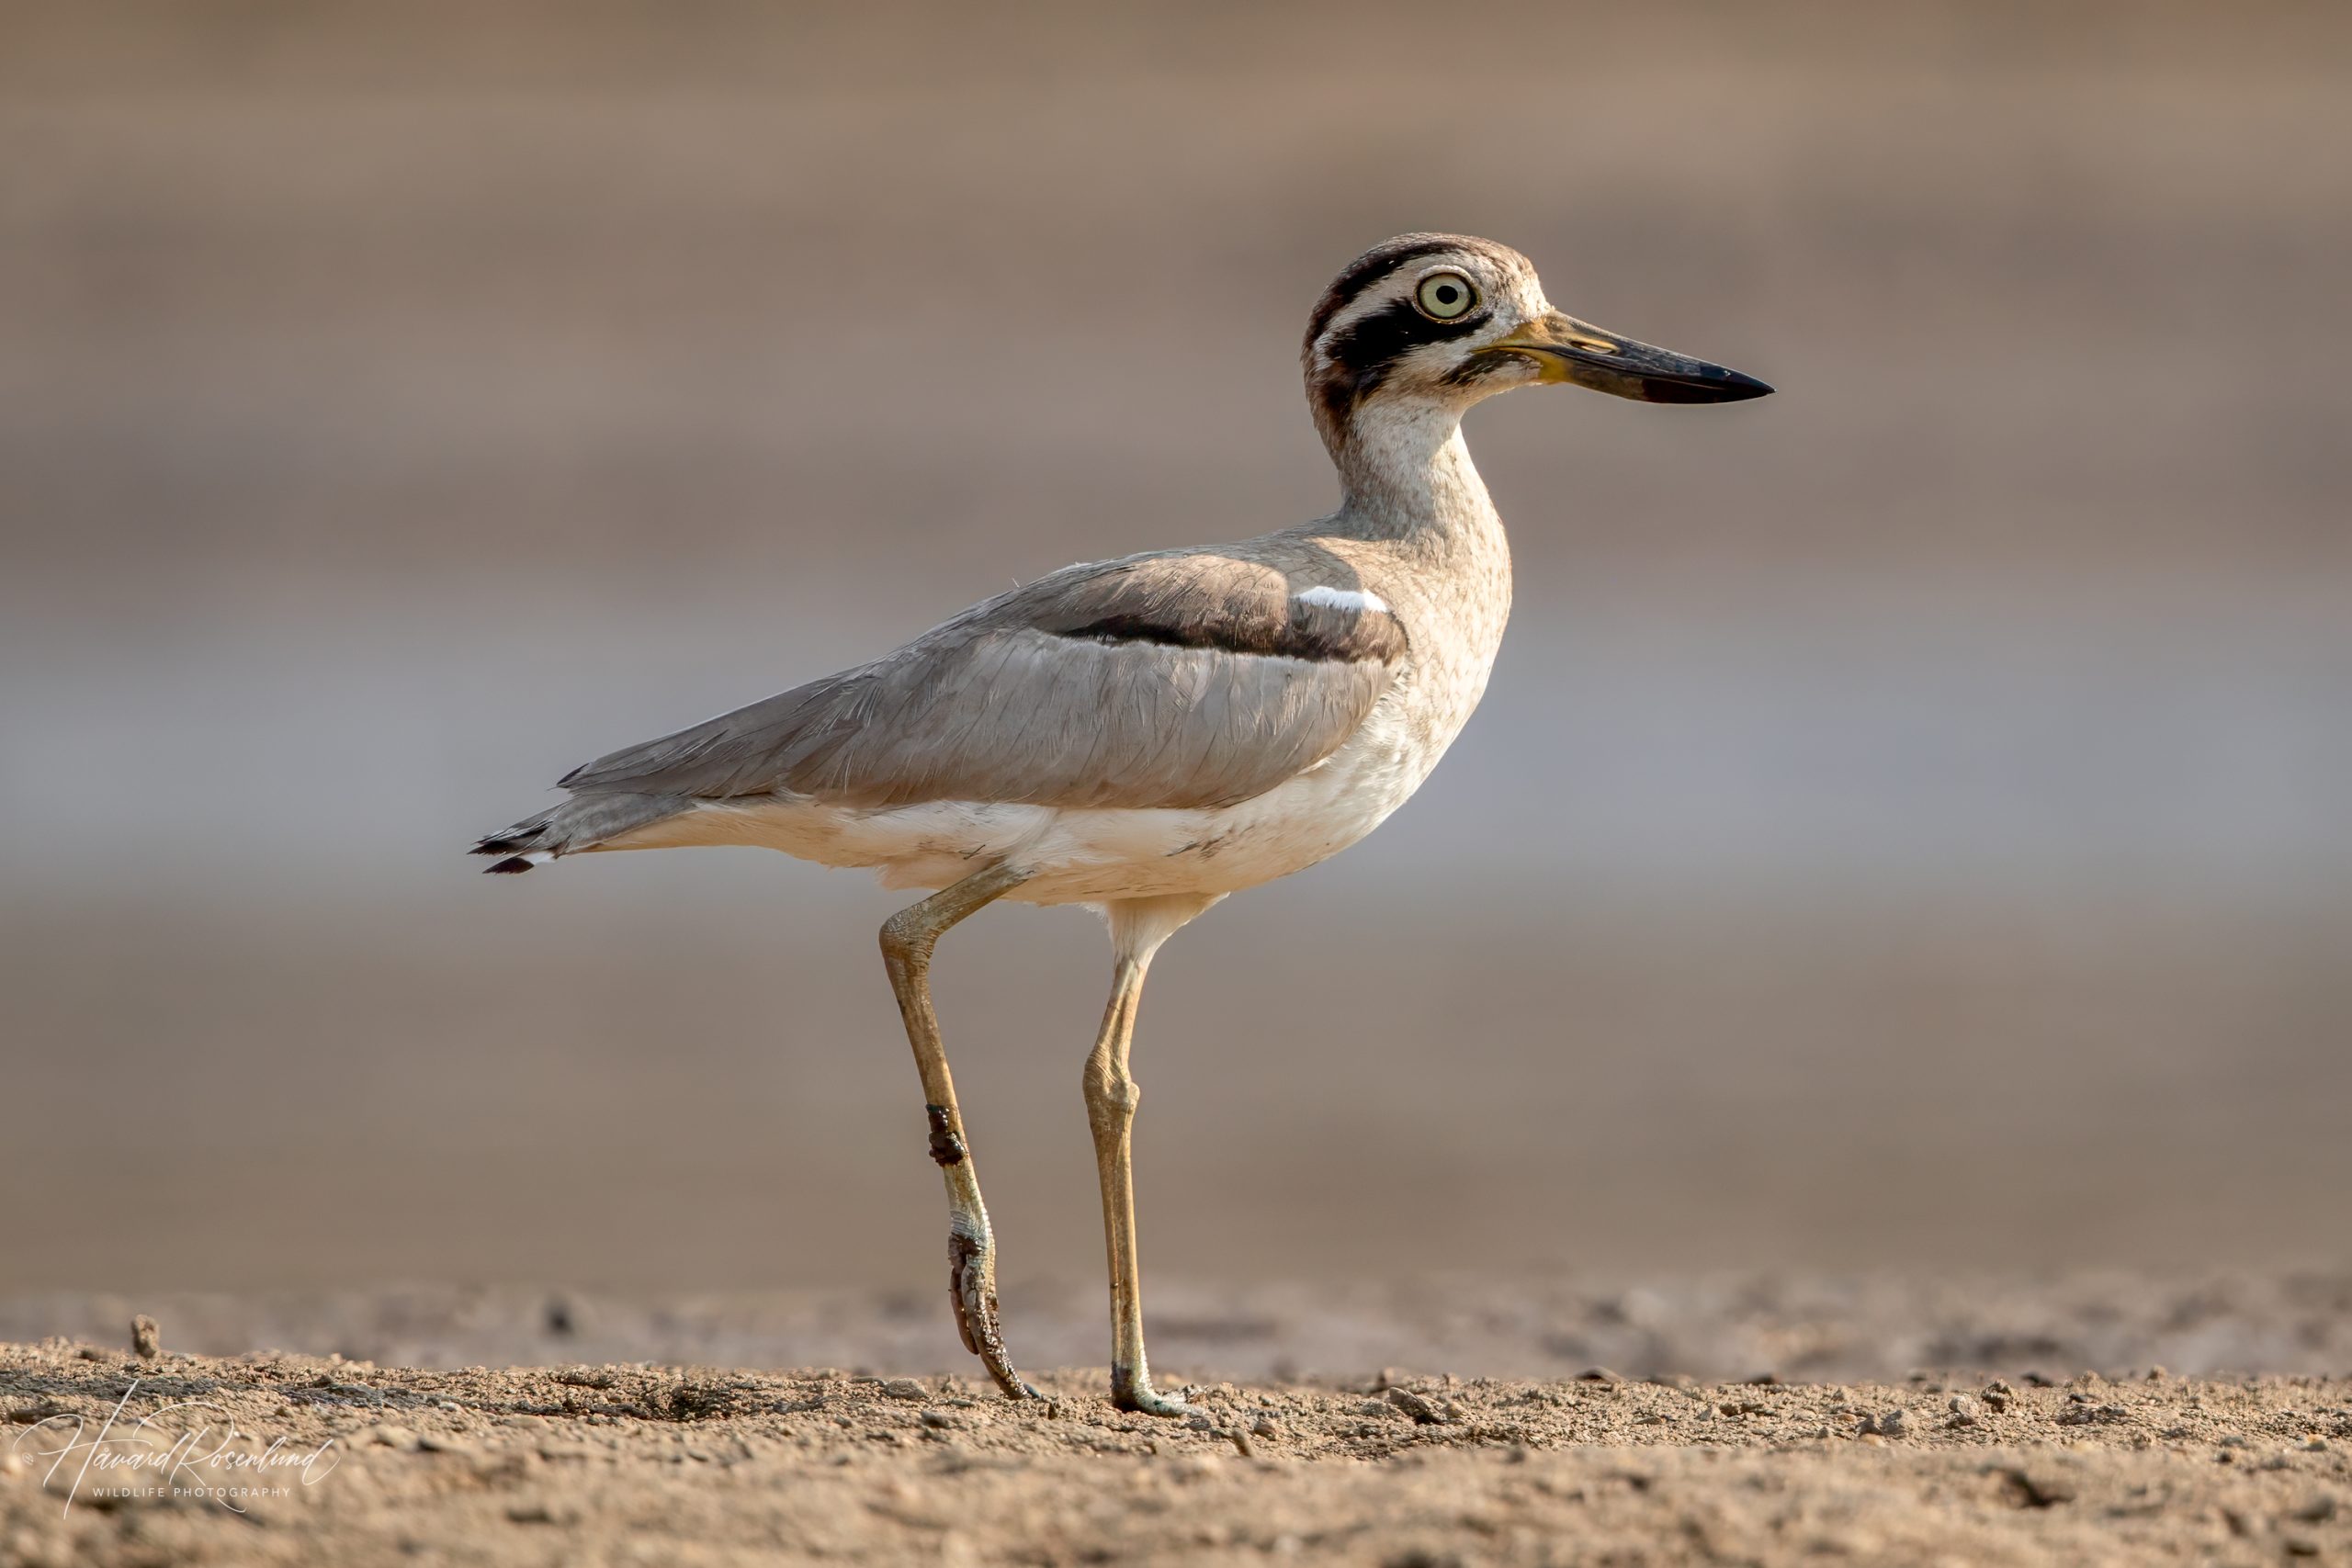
{"left": 1414, "top": 270, "right": 1477, "bottom": 321}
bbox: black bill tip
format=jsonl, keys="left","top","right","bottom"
{"left": 1640, "top": 365, "right": 1774, "bottom": 404}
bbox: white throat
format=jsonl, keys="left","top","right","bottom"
{"left": 1329, "top": 398, "right": 1495, "bottom": 544}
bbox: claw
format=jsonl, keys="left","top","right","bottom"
{"left": 948, "top": 1276, "right": 981, "bottom": 1356}
{"left": 948, "top": 1230, "right": 1040, "bottom": 1399}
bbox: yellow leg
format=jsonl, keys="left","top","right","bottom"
{"left": 1082, "top": 893, "right": 1216, "bottom": 1414}
{"left": 878, "top": 860, "right": 1035, "bottom": 1399}
{"left": 1082, "top": 954, "right": 1185, "bottom": 1412}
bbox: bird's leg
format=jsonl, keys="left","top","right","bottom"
{"left": 1081, "top": 952, "right": 1187, "bottom": 1415}
{"left": 878, "top": 859, "right": 1035, "bottom": 1400}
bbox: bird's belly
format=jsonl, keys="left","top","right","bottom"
{"left": 1019, "top": 736, "right": 1427, "bottom": 903}
{"left": 673, "top": 695, "right": 1447, "bottom": 905}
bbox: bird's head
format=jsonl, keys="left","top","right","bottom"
{"left": 1302, "top": 233, "right": 1770, "bottom": 457}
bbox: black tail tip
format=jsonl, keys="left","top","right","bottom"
{"left": 472, "top": 824, "right": 548, "bottom": 856}
{"left": 483, "top": 855, "right": 537, "bottom": 874}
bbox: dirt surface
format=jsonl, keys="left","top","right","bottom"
{"left": 6, "top": 1277, "right": 2351, "bottom": 1566}
{"left": 4, "top": 1343, "right": 2346, "bottom": 1567}
{"left": 8, "top": 1273, "right": 2352, "bottom": 1389}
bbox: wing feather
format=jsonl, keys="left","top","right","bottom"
{"left": 556, "top": 546, "right": 1408, "bottom": 812}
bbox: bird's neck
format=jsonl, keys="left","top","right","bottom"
{"left": 1324, "top": 400, "right": 1500, "bottom": 553}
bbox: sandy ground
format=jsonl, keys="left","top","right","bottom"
{"left": 4, "top": 1345, "right": 2346, "bottom": 1567}
{"left": 8, "top": 1273, "right": 2352, "bottom": 1388}
{"left": 6, "top": 1278, "right": 2350, "bottom": 1565}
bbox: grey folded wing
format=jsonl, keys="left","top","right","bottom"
{"left": 558, "top": 547, "right": 1409, "bottom": 812}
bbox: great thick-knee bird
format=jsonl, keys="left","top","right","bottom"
{"left": 475, "top": 233, "right": 1770, "bottom": 1412}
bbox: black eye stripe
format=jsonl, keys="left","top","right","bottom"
{"left": 1311, "top": 298, "right": 1495, "bottom": 430}
{"left": 1333, "top": 299, "right": 1495, "bottom": 365}
{"left": 1302, "top": 238, "right": 1465, "bottom": 351}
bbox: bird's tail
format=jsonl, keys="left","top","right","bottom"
{"left": 469, "top": 791, "right": 691, "bottom": 874}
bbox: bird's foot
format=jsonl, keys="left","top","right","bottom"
{"left": 948, "top": 1231, "right": 1040, "bottom": 1400}
{"left": 1111, "top": 1368, "right": 1190, "bottom": 1416}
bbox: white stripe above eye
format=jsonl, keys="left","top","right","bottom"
{"left": 1293, "top": 584, "right": 1389, "bottom": 615}
{"left": 1314, "top": 280, "right": 1412, "bottom": 346}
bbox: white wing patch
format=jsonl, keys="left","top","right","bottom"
{"left": 1293, "top": 584, "right": 1390, "bottom": 615}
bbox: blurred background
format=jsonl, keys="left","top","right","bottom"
{"left": 3, "top": 2, "right": 2347, "bottom": 1355}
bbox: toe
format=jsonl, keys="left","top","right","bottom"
{"left": 1113, "top": 1377, "right": 1191, "bottom": 1417}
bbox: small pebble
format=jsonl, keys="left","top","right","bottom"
{"left": 2054, "top": 1404, "right": 2130, "bottom": 1427}
{"left": 1385, "top": 1388, "right": 1451, "bottom": 1426}
{"left": 1857, "top": 1408, "right": 1906, "bottom": 1438}
{"left": 1999, "top": 1468, "right": 2076, "bottom": 1508}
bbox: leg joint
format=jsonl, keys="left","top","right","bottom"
{"left": 878, "top": 909, "right": 933, "bottom": 969}
{"left": 1082, "top": 1062, "right": 1140, "bottom": 1117}
{"left": 924, "top": 1103, "right": 967, "bottom": 1167}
